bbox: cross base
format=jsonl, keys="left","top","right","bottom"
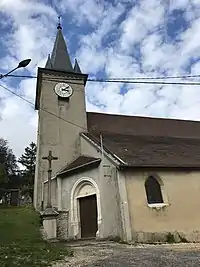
{"left": 41, "top": 207, "right": 59, "bottom": 240}
{"left": 42, "top": 207, "right": 59, "bottom": 217}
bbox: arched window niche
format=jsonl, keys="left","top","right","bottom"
{"left": 145, "top": 174, "right": 168, "bottom": 208}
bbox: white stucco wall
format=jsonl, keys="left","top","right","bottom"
{"left": 34, "top": 71, "right": 87, "bottom": 210}
{"left": 125, "top": 169, "right": 200, "bottom": 243}
{"left": 60, "top": 136, "right": 122, "bottom": 240}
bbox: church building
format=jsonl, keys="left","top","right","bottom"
{"left": 34, "top": 23, "right": 200, "bottom": 243}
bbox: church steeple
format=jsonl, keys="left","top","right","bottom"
{"left": 34, "top": 19, "right": 88, "bottom": 210}
{"left": 46, "top": 18, "right": 73, "bottom": 72}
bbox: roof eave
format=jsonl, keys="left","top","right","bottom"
{"left": 81, "top": 132, "right": 128, "bottom": 167}
{"left": 40, "top": 67, "right": 88, "bottom": 85}
{"left": 118, "top": 165, "right": 200, "bottom": 170}
{"left": 57, "top": 158, "right": 101, "bottom": 177}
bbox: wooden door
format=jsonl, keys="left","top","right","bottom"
{"left": 79, "top": 194, "right": 98, "bottom": 238}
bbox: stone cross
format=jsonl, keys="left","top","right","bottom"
{"left": 42, "top": 150, "right": 58, "bottom": 208}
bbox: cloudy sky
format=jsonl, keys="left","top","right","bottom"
{"left": 1, "top": 0, "right": 200, "bottom": 158}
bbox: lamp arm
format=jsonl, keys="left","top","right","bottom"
{"left": 0, "top": 67, "right": 18, "bottom": 80}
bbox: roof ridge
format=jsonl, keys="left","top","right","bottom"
{"left": 86, "top": 111, "right": 200, "bottom": 124}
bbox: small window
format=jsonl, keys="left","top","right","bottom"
{"left": 145, "top": 176, "right": 163, "bottom": 204}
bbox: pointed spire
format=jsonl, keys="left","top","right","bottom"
{"left": 49, "top": 17, "right": 73, "bottom": 72}
{"left": 57, "top": 16, "right": 62, "bottom": 30}
{"left": 74, "top": 59, "right": 82, "bottom": 73}
{"left": 45, "top": 54, "right": 52, "bottom": 69}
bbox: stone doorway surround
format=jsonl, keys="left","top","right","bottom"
{"left": 70, "top": 177, "right": 102, "bottom": 239}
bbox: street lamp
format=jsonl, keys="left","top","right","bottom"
{"left": 0, "top": 59, "right": 31, "bottom": 79}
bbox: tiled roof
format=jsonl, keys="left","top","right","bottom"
{"left": 83, "top": 132, "right": 200, "bottom": 168}
{"left": 57, "top": 155, "right": 101, "bottom": 176}
{"left": 86, "top": 112, "right": 200, "bottom": 139}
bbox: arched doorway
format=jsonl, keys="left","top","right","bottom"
{"left": 71, "top": 177, "right": 102, "bottom": 239}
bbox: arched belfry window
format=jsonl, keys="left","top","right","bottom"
{"left": 145, "top": 176, "right": 163, "bottom": 204}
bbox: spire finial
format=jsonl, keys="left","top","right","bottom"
{"left": 57, "top": 16, "right": 62, "bottom": 30}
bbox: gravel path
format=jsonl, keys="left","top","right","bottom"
{"left": 52, "top": 241, "right": 200, "bottom": 267}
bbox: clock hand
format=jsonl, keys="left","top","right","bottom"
{"left": 62, "top": 88, "right": 69, "bottom": 92}
{"left": 62, "top": 85, "right": 69, "bottom": 89}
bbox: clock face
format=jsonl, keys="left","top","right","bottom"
{"left": 54, "top": 83, "right": 73, "bottom": 98}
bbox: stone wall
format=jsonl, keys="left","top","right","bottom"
{"left": 57, "top": 211, "right": 69, "bottom": 240}
{"left": 134, "top": 230, "right": 200, "bottom": 243}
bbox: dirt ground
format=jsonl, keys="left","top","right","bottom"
{"left": 52, "top": 240, "right": 200, "bottom": 267}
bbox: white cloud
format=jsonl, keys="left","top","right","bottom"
{"left": 0, "top": 87, "right": 37, "bottom": 158}
{"left": 0, "top": 0, "right": 57, "bottom": 72}
{"left": 120, "top": 0, "right": 164, "bottom": 50}
{"left": 76, "top": 2, "right": 124, "bottom": 73}
{"left": 19, "top": 78, "right": 37, "bottom": 103}
{"left": 169, "top": 0, "right": 189, "bottom": 10}
{"left": 57, "top": 0, "right": 113, "bottom": 26}
{"left": 76, "top": 46, "right": 106, "bottom": 74}
{"left": 0, "top": 0, "right": 57, "bottom": 157}
{"left": 1, "top": 0, "right": 200, "bottom": 159}
{"left": 179, "top": 18, "right": 200, "bottom": 64}
{"left": 106, "top": 50, "right": 139, "bottom": 77}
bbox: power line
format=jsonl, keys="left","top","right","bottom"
{"left": 5, "top": 73, "right": 200, "bottom": 82}
{"left": 96, "top": 80, "right": 200, "bottom": 86}
{"left": 103, "top": 74, "right": 200, "bottom": 80}
{"left": 9, "top": 74, "right": 200, "bottom": 86}
{"left": 43, "top": 77, "right": 200, "bottom": 86}
{"left": 2, "top": 82, "right": 200, "bottom": 138}
{"left": 0, "top": 83, "right": 87, "bottom": 131}
{"left": 0, "top": 82, "right": 149, "bottom": 139}
{"left": 0, "top": 82, "right": 143, "bottom": 138}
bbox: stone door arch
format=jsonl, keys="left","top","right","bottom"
{"left": 70, "top": 177, "right": 102, "bottom": 239}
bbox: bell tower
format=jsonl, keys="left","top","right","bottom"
{"left": 34, "top": 22, "right": 88, "bottom": 210}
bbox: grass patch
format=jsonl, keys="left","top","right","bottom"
{"left": 0, "top": 206, "right": 72, "bottom": 267}
{"left": 166, "top": 232, "right": 176, "bottom": 243}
